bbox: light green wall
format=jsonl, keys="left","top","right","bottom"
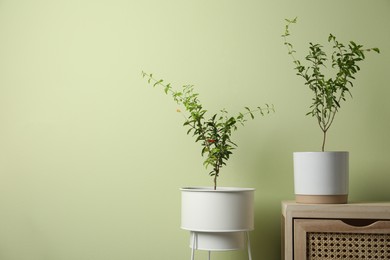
{"left": 0, "top": 0, "right": 389, "bottom": 259}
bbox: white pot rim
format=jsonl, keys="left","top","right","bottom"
{"left": 180, "top": 186, "right": 255, "bottom": 192}
{"left": 182, "top": 227, "right": 252, "bottom": 232}
{"left": 294, "top": 151, "right": 349, "bottom": 154}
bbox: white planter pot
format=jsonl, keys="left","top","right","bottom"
{"left": 181, "top": 187, "right": 254, "bottom": 232}
{"left": 189, "top": 231, "right": 246, "bottom": 251}
{"left": 293, "top": 151, "right": 349, "bottom": 204}
{"left": 181, "top": 187, "right": 254, "bottom": 251}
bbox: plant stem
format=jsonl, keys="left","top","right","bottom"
{"left": 213, "top": 166, "right": 219, "bottom": 190}
{"left": 322, "top": 130, "right": 326, "bottom": 152}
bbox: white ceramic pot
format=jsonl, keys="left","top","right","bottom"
{"left": 181, "top": 187, "right": 254, "bottom": 251}
{"left": 189, "top": 231, "right": 246, "bottom": 251}
{"left": 293, "top": 151, "right": 349, "bottom": 204}
{"left": 181, "top": 187, "right": 254, "bottom": 232}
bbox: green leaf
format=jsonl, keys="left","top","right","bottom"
{"left": 164, "top": 83, "right": 171, "bottom": 94}
{"left": 153, "top": 79, "right": 163, "bottom": 87}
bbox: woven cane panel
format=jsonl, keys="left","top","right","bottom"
{"left": 307, "top": 232, "right": 390, "bottom": 259}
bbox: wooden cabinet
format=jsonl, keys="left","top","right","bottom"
{"left": 282, "top": 201, "right": 390, "bottom": 260}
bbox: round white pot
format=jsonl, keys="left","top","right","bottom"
{"left": 181, "top": 187, "right": 254, "bottom": 232}
{"left": 181, "top": 187, "right": 254, "bottom": 251}
{"left": 293, "top": 151, "right": 349, "bottom": 204}
{"left": 188, "top": 231, "right": 246, "bottom": 251}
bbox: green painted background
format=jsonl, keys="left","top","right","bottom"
{"left": 1, "top": 0, "right": 389, "bottom": 259}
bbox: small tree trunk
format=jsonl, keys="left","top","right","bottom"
{"left": 213, "top": 166, "right": 219, "bottom": 190}
{"left": 321, "top": 130, "right": 327, "bottom": 152}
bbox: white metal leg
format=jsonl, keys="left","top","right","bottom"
{"left": 191, "top": 232, "right": 196, "bottom": 260}
{"left": 246, "top": 231, "right": 252, "bottom": 260}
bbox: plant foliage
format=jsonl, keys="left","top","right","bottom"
{"left": 282, "top": 17, "right": 380, "bottom": 151}
{"left": 142, "top": 71, "right": 274, "bottom": 189}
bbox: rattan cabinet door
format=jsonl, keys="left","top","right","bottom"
{"left": 294, "top": 219, "right": 390, "bottom": 260}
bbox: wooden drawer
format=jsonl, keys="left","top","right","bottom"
{"left": 294, "top": 219, "right": 390, "bottom": 260}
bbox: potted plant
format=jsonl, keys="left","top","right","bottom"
{"left": 282, "top": 18, "right": 380, "bottom": 204}
{"left": 142, "top": 71, "right": 273, "bottom": 254}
